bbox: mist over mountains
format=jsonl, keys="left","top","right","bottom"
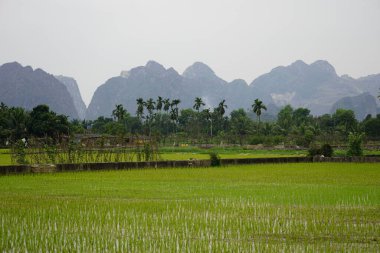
{"left": 0, "top": 60, "right": 379, "bottom": 120}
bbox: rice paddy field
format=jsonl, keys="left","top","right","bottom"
{"left": 0, "top": 163, "right": 379, "bottom": 252}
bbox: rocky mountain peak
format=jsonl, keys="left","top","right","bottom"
{"left": 55, "top": 75, "right": 87, "bottom": 119}
{"left": 182, "top": 62, "right": 215, "bottom": 79}
{"left": 341, "top": 74, "right": 355, "bottom": 81}
{"left": 1, "top": 61, "right": 22, "bottom": 69}
{"left": 229, "top": 79, "right": 248, "bottom": 87}
{"left": 145, "top": 60, "right": 166, "bottom": 74}
{"left": 291, "top": 60, "right": 308, "bottom": 68}
{"left": 126, "top": 60, "right": 167, "bottom": 77}
{"left": 287, "top": 60, "right": 309, "bottom": 74}
{"left": 0, "top": 62, "right": 79, "bottom": 119}
{"left": 310, "top": 60, "right": 337, "bottom": 76}
{"left": 0, "top": 62, "right": 32, "bottom": 74}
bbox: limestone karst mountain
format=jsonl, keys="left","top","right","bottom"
{"left": 0, "top": 62, "right": 79, "bottom": 119}
{"left": 330, "top": 92, "right": 379, "bottom": 120}
{"left": 1, "top": 60, "right": 378, "bottom": 120}
{"left": 55, "top": 75, "right": 87, "bottom": 119}
{"left": 86, "top": 60, "right": 379, "bottom": 119}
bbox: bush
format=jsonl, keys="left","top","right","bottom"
{"left": 347, "top": 132, "right": 364, "bottom": 156}
{"left": 209, "top": 152, "right": 221, "bottom": 167}
{"left": 13, "top": 140, "right": 27, "bottom": 164}
{"left": 307, "top": 145, "right": 321, "bottom": 157}
{"left": 320, "top": 144, "right": 333, "bottom": 157}
{"left": 308, "top": 144, "right": 334, "bottom": 157}
{"left": 263, "top": 136, "right": 284, "bottom": 146}
{"left": 249, "top": 136, "right": 265, "bottom": 145}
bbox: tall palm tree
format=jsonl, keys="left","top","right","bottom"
{"left": 112, "top": 104, "right": 127, "bottom": 122}
{"left": 170, "top": 99, "right": 181, "bottom": 138}
{"left": 0, "top": 102, "right": 7, "bottom": 111}
{"left": 156, "top": 96, "right": 163, "bottom": 111}
{"left": 145, "top": 98, "right": 156, "bottom": 117}
{"left": 193, "top": 97, "right": 205, "bottom": 112}
{"left": 171, "top": 99, "right": 181, "bottom": 110}
{"left": 156, "top": 96, "right": 164, "bottom": 134}
{"left": 193, "top": 97, "right": 205, "bottom": 140}
{"left": 252, "top": 98, "right": 267, "bottom": 134}
{"left": 203, "top": 108, "right": 213, "bottom": 138}
{"left": 216, "top": 99, "right": 227, "bottom": 118}
{"left": 144, "top": 98, "right": 156, "bottom": 137}
{"left": 136, "top": 98, "right": 145, "bottom": 121}
{"left": 163, "top": 98, "right": 171, "bottom": 113}
{"left": 162, "top": 98, "right": 171, "bottom": 136}
{"left": 169, "top": 107, "right": 179, "bottom": 134}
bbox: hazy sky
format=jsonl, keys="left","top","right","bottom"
{"left": 1, "top": 0, "right": 379, "bottom": 105}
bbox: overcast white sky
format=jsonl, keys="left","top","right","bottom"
{"left": 0, "top": 0, "right": 379, "bottom": 105}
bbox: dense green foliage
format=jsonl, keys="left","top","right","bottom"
{"left": 83, "top": 100, "right": 379, "bottom": 147}
{"left": 0, "top": 163, "right": 379, "bottom": 251}
{"left": 1, "top": 98, "right": 380, "bottom": 148}
{"left": 347, "top": 132, "right": 364, "bottom": 156}
{"left": 208, "top": 152, "right": 221, "bottom": 166}
{"left": 308, "top": 144, "right": 334, "bottom": 157}
{"left": 0, "top": 103, "right": 70, "bottom": 145}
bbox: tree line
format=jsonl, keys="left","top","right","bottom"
{"left": 1, "top": 97, "right": 379, "bottom": 147}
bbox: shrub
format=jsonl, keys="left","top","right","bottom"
{"left": 249, "top": 136, "right": 265, "bottom": 145}
{"left": 263, "top": 136, "right": 284, "bottom": 146}
{"left": 13, "top": 140, "right": 27, "bottom": 164}
{"left": 307, "top": 145, "right": 321, "bottom": 157}
{"left": 320, "top": 144, "right": 333, "bottom": 157}
{"left": 347, "top": 132, "right": 364, "bottom": 156}
{"left": 308, "top": 143, "right": 334, "bottom": 157}
{"left": 209, "top": 152, "right": 221, "bottom": 167}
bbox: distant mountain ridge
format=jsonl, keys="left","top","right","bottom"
{"left": 0, "top": 62, "right": 79, "bottom": 119}
{"left": 1, "top": 60, "right": 378, "bottom": 120}
{"left": 86, "top": 60, "right": 380, "bottom": 119}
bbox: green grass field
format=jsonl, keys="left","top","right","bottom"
{"left": 0, "top": 163, "right": 379, "bottom": 252}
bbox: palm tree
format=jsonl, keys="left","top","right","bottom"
{"left": 202, "top": 108, "right": 213, "bottom": 138}
{"left": 162, "top": 98, "right": 171, "bottom": 136}
{"left": 169, "top": 107, "right": 179, "bottom": 134}
{"left": 112, "top": 104, "right": 127, "bottom": 122}
{"left": 145, "top": 98, "right": 156, "bottom": 117}
{"left": 193, "top": 97, "right": 205, "bottom": 140}
{"left": 216, "top": 99, "right": 227, "bottom": 118}
{"left": 170, "top": 99, "right": 181, "bottom": 139}
{"left": 171, "top": 99, "right": 181, "bottom": 110}
{"left": 144, "top": 98, "right": 156, "bottom": 137}
{"left": 136, "top": 98, "right": 145, "bottom": 121}
{"left": 252, "top": 98, "right": 267, "bottom": 134}
{"left": 163, "top": 98, "right": 171, "bottom": 113}
{"left": 0, "top": 102, "right": 7, "bottom": 111}
{"left": 193, "top": 97, "right": 205, "bottom": 112}
{"left": 156, "top": 96, "right": 163, "bottom": 112}
{"left": 155, "top": 96, "right": 164, "bottom": 135}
